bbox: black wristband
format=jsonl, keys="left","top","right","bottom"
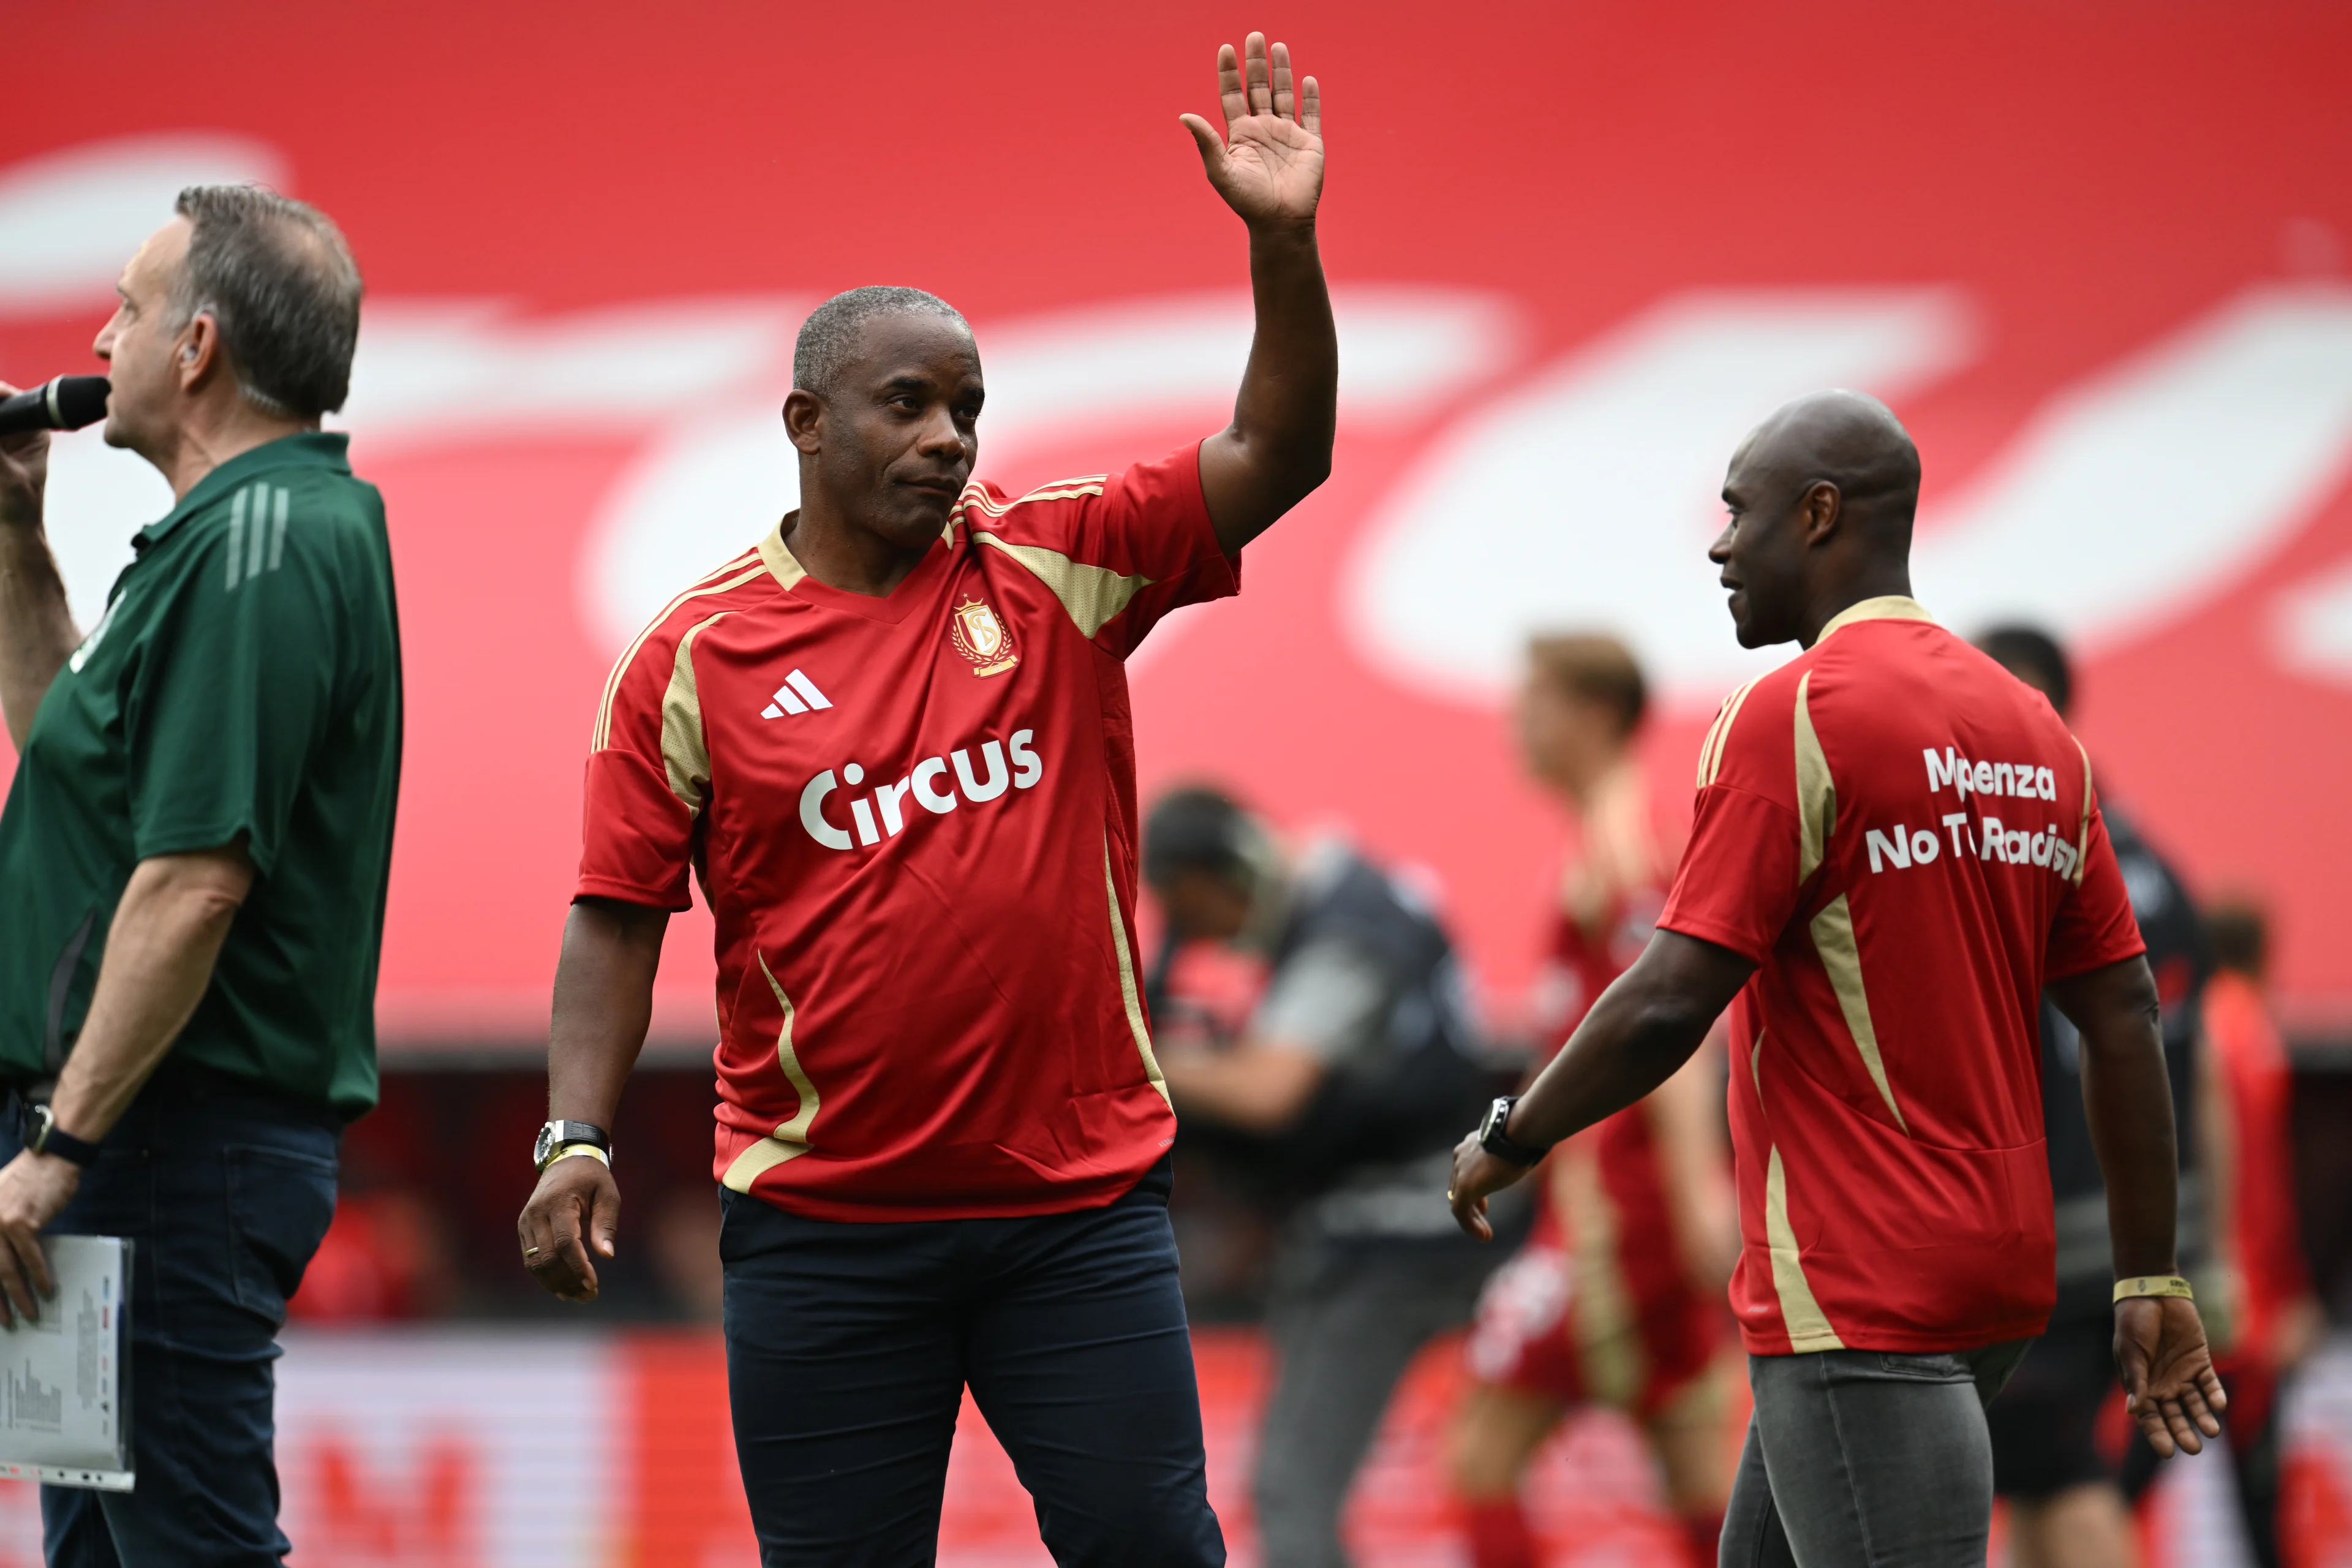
{"left": 22, "top": 1103, "right": 101, "bottom": 1169}
{"left": 1478, "top": 1095, "right": 1550, "bottom": 1167}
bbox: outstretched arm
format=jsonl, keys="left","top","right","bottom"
{"left": 1449, "top": 930, "right": 1754, "bottom": 1239}
{"left": 1183, "top": 33, "right": 1336, "bottom": 555}
{"left": 2049, "top": 954, "right": 2226, "bottom": 1457}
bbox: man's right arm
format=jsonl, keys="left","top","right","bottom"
{"left": 516, "top": 896, "right": 669, "bottom": 1303}
{"left": 0, "top": 412, "right": 80, "bottom": 749}
{"left": 2049, "top": 954, "right": 2226, "bottom": 1457}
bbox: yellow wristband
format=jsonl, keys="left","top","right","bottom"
{"left": 548, "top": 1143, "right": 610, "bottom": 1170}
{"left": 2113, "top": 1275, "right": 2193, "bottom": 1303}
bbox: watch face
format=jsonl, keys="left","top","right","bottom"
{"left": 533, "top": 1124, "right": 556, "bottom": 1167}
{"left": 1480, "top": 1098, "right": 1507, "bottom": 1141}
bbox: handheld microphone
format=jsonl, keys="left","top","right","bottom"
{"left": 0, "top": 377, "right": 111, "bottom": 438}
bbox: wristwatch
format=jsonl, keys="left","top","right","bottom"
{"left": 533, "top": 1119, "right": 612, "bottom": 1173}
{"left": 1477, "top": 1095, "right": 1550, "bottom": 1167}
{"left": 21, "top": 1102, "right": 102, "bottom": 1169}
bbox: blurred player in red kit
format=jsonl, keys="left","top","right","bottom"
{"left": 1449, "top": 635, "right": 1736, "bottom": 1568}
{"left": 2125, "top": 899, "right": 2321, "bottom": 1568}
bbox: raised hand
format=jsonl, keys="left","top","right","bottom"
{"left": 1180, "top": 32, "right": 1323, "bottom": 230}
{"left": 2116, "top": 1294, "right": 2228, "bottom": 1457}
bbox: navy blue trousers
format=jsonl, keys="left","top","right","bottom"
{"left": 719, "top": 1158, "right": 1224, "bottom": 1567}
{"left": 2, "top": 1069, "right": 340, "bottom": 1567}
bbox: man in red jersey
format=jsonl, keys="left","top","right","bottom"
{"left": 1449, "top": 391, "right": 2225, "bottom": 1566}
{"left": 1450, "top": 635, "right": 1736, "bottom": 1568}
{"left": 513, "top": 32, "right": 1331, "bottom": 1566}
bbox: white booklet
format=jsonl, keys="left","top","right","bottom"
{"left": 0, "top": 1236, "right": 131, "bottom": 1491}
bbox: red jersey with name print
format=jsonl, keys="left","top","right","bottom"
{"left": 1657, "top": 597, "right": 2145, "bottom": 1355}
{"left": 578, "top": 444, "right": 1236, "bottom": 1221}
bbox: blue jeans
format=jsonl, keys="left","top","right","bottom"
{"left": 1, "top": 1067, "right": 341, "bottom": 1567}
{"left": 718, "top": 1156, "right": 1224, "bottom": 1567}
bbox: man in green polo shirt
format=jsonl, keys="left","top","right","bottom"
{"left": 0, "top": 184, "right": 398, "bottom": 1565}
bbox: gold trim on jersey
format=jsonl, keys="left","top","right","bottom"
{"left": 1809, "top": 894, "right": 1908, "bottom": 1133}
{"left": 1816, "top": 594, "right": 1936, "bottom": 643}
{"left": 660, "top": 612, "right": 727, "bottom": 815}
{"left": 975, "top": 532, "right": 1156, "bottom": 639}
{"left": 1102, "top": 836, "right": 1170, "bottom": 1107}
{"left": 720, "top": 952, "right": 823, "bottom": 1191}
{"left": 2071, "top": 737, "right": 2095, "bottom": 887}
{"left": 956, "top": 477, "right": 1110, "bottom": 519}
{"left": 1765, "top": 1145, "right": 1845, "bottom": 1352}
{"left": 1696, "top": 673, "right": 1767, "bottom": 788}
{"left": 592, "top": 554, "right": 766, "bottom": 751}
{"left": 1793, "top": 671, "right": 1836, "bottom": 881}
{"left": 757, "top": 519, "right": 809, "bottom": 591}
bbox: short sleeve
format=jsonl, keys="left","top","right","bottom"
{"left": 2046, "top": 802, "right": 2147, "bottom": 982}
{"left": 960, "top": 442, "right": 1238, "bottom": 658}
{"left": 1655, "top": 783, "right": 1804, "bottom": 966}
{"left": 127, "top": 525, "right": 334, "bottom": 874}
{"left": 1655, "top": 678, "right": 1806, "bottom": 965}
{"left": 1250, "top": 940, "right": 1390, "bottom": 1065}
{"left": 576, "top": 621, "right": 698, "bottom": 912}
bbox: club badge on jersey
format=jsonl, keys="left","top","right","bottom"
{"left": 950, "top": 597, "right": 1020, "bottom": 677}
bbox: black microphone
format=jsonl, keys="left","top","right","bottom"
{"left": 0, "top": 376, "right": 111, "bottom": 437}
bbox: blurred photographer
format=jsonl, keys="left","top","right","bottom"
{"left": 1145, "top": 786, "right": 1506, "bottom": 1568}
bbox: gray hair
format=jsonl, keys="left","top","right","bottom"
{"left": 793, "top": 286, "right": 971, "bottom": 399}
{"left": 171, "top": 185, "right": 363, "bottom": 421}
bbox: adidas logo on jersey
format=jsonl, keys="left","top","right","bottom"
{"left": 762, "top": 669, "right": 832, "bottom": 719}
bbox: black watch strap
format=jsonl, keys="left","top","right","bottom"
{"left": 1479, "top": 1095, "right": 1549, "bottom": 1167}
{"left": 23, "top": 1103, "right": 101, "bottom": 1169}
{"left": 535, "top": 1118, "right": 612, "bottom": 1172}
{"left": 546, "top": 1120, "right": 609, "bottom": 1153}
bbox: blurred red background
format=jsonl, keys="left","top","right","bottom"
{"left": 5, "top": 1, "right": 2351, "bottom": 1039}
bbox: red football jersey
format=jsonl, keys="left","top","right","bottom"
{"left": 578, "top": 445, "right": 1236, "bottom": 1220}
{"left": 1657, "top": 597, "right": 2146, "bottom": 1354}
{"left": 2204, "top": 971, "right": 2313, "bottom": 1362}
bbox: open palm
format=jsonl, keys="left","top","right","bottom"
{"left": 1181, "top": 33, "right": 1323, "bottom": 228}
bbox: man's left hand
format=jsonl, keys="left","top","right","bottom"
{"left": 1182, "top": 32, "right": 1323, "bottom": 231}
{"left": 1448, "top": 1133, "right": 1531, "bottom": 1242}
{"left": 0, "top": 1150, "right": 78, "bottom": 1325}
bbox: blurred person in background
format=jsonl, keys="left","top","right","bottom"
{"left": 1977, "top": 625, "right": 2211, "bottom": 1568}
{"left": 1447, "top": 635, "right": 1736, "bottom": 1568}
{"left": 0, "top": 186, "right": 397, "bottom": 1563}
{"left": 2116, "top": 899, "right": 2321, "bottom": 1568}
{"left": 1146, "top": 786, "right": 1503, "bottom": 1568}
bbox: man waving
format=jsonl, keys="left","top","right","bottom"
{"left": 518, "top": 33, "right": 1330, "bottom": 1567}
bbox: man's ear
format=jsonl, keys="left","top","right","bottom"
{"left": 1798, "top": 479, "right": 1844, "bottom": 547}
{"left": 176, "top": 313, "right": 225, "bottom": 392}
{"left": 782, "top": 389, "right": 824, "bottom": 456}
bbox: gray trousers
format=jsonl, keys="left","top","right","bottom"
{"left": 1253, "top": 1245, "right": 1487, "bottom": 1568}
{"left": 1722, "top": 1340, "right": 2032, "bottom": 1567}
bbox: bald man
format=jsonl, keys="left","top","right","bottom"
{"left": 1449, "top": 392, "right": 2224, "bottom": 1565}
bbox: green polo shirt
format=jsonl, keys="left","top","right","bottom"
{"left": 0, "top": 432, "right": 401, "bottom": 1117}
